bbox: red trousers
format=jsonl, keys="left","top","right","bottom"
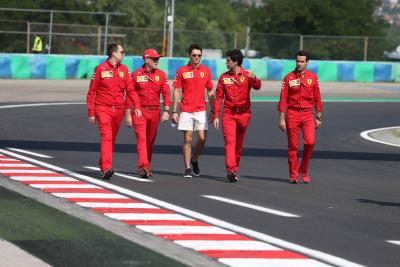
{"left": 132, "top": 108, "right": 160, "bottom": 169}
{"left": 286, "top": 109, "right": 315, "bottom": 179}
{"left": 95, "top": 106, "right": 125, "bottom": 172}
{"left": 222, "top": 111, "right": 251, "bottom": 172}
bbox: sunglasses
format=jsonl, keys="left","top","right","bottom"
{"left": 149, "top": 57, "right": 160, "bottom": 61}
{"left": 191, "top": 54, "right": 202, "bottom": 58}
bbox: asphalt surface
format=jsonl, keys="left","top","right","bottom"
{"left": 0, "top": 80, "right": 400, "bottom": 266}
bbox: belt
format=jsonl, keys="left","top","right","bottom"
{"left": 288, "top": 107, "right": 312, "bottom": 112}
{"left": 142, "top": 105, "right": 160, "bottom": 110}
{"left": 228, "top": 107, "right": 250, "bottom": 113}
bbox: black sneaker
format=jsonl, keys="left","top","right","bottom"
{"left": 227, "top": 170, "right": 238, "bottom": 183}
{"left": 102, "top": 168, "right": 114, "bottom": 180}
{"left": 191, "top": 160, "right": 200, "bottom": 176}
{"left": 184, "top": 168, "right": 192, "bottom": 178}
{"left": 139, "top": 167, "right": 152, "bottom": 178}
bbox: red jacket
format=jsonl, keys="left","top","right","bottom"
{"left": 278, "top": 69, "right": 322, "bottom": 113}
{"left": 86, "top": 60, "right": 139, "bottom": 117}
{"left": 214, "top": 67, "right": 261, "bottom": 118}
{"left": 127, "top": 65, "right": 171, "bottom": 109}
{"left": 173, "top": 63, "right": 213, "bottom": 112}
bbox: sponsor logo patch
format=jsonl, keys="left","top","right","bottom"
{"left": 101, "top": 71, "right": 113, "bottom": 78}
{"left": 137, "top": 75, "right": 148, "bottom": 82}
{"left": 289, "top": 79, "right": 300, "bottom": 87}
{"left": 223, "top": 78, "right": 234, "bottom": 84}
{"left": 183, "top": 72, "right": 194, "bottom": 79}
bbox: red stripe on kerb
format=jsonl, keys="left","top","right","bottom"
{"left": 0, "top": 167, "right": 42, "bottom": 170}
{"left": 158, "top": 234, "right": 252, "bottom": 241}
{"left": 122, "top": 220, "right": 210, "bottom": 226}
{"left": 21, "top": 181, "right": 86, "bottom": 185}
{"left": 65, "top": 198, "right": 139, "bottom": 203}
{"left": 4, "top": 173, "right": 65, "bottom": 177}
{"left": 42, "top": 188, "right": 112, "bottom": 193}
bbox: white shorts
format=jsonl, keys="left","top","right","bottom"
{"left": 178, "top": 111, "right": 208, "bottom": 131}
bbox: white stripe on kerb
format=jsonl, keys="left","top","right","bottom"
{"left": 0, "top": 170, "right": 54, "bottom": 173}
{"left": 30, "top": 184, "right": 101, "bottom": 189}
{"left": 51, "top": 193, "right": 128, "bottom": 199}
{"left": 10, "top": 176, "right": 78, "bottom": 181}
{"left": 105, "top": 213, "right": 191, "bottom": 221}
{"left": 175, "top": 240, "right": 280, "bottom": 251}
{"left": 136, "top": 226, "right": 234, "bottom": 235}
{"left": 7, "top": 148, "right": 53, "bottom": 158}
{"left": 0, "top": 164, "right": 35, "bottom": 167}
{"left": 76, "top": 202, "right": 157, "bottom": 208}
{"left": 219, "top": 259, "right": 332, "bottom": 267}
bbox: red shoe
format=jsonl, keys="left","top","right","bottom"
{"left": 301, "top": 175, "right": 311, "bottom": 183}
{"left": 289, "top": 177, "right": 298, "bottom": 184}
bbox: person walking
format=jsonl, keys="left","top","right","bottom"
{"left": 87, "top": 43, "right": 141, "bottom": 179}
{"left": 213, "top": 49, "right": 261, "bottom": 182}
{"left": 125, "top": 48, "right": 171, "bottom": 178}
{"left": 31, "top": 34, "right": 43, "bottom": 53}
{"left": 278, "top": 50, "right": 323, "bottom": 184}
{"left": 171, "top": 44, "right": 214, "bottom": 178}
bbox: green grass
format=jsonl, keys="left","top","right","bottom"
{"left": 0, "top": 186, "right": 187, "bottom": 267}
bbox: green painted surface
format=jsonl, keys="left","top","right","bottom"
{"left": 11, "top": 55, "right": 30, "bottom": 79}
{"left": 46, "top": 56, "right": 66, "bottom": 79}
{"left": 317, "top": 61, "right": 338, "bottom": 81}
{"left": 354, "top": 62, "right": 374, "bottom": 82}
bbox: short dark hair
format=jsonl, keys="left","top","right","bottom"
{"left": 296, "top": 50, "right": 309, "bottom": 61}
{"left": 107, "top": 43, "right": 119, "bottom": 58}
{"left": 226, "top": 49, "right": 243, "bottom": 66}
{"left": 188, "top": 44, "right": 202, "bottom": 54}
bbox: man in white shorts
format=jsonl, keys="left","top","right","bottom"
{"left": 171, "top": 44, "right": 214, "bottom": 178}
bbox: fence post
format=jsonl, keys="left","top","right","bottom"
{"left": 26, "top": 21, "right": 30, "bottom": 53}
{"left": 103, "top": 13, "right": 109, "bottom": 55}
{"left": 233, "top": 32, "right": 237, "bottom": 49}
{"left": 364, "top": 36, "right": 368, "bottom": 61}
{"left": 97, "top": 26, "right": 102, "bottom": 55}
{"left": 244, "top": 26, "right": 250, "bottom": 57}
{"left": 299, "top": 34, "right": 303, "bottom": 50}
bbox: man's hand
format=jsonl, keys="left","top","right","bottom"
{"left": 125, "top": 112, "right": 133, "bottom": 128}
{"left": 279, "top": 118, "right": 286, "bottom": 132}
{"left": 172, "top": 112, "right": 179, "bottom": 124}
{"left": 315, "top": 118, "right": 322, "bottom": 129}
{"left": 89, "top": 116, "right": 96, "bottom": 125}
{"left": 246, "top": 70, "right": 256, "bottom": 78}
{"left": 161, "top": 111, "right": 169, "bottom": 122}
{"left": 213, "top": 118, "right": 219, "bottom": 129}
{"left": 134, "top": 109, "right": 142, "bottom": 117}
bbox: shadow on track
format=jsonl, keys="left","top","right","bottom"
{"left": 1, "top": 140, "right": 400, "bottom": 161}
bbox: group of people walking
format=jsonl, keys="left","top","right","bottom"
{"left": 86, "top": 43, "right": 323, "bottom": 184}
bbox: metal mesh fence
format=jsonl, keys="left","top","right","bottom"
{"left": 1, "top": 19, "right": 399, "bottom": 61}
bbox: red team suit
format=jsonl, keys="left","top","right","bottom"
{"left": 127, "top": 66, "right": 171, "bottom": 170}
{"left": 214, "top": 67, "right": 261, "bottom": 173}
{"left": 278, "top": 69, "right": 323, "bottom": 180}
{"left": 87, "top": 60, "right": 139, "bottom": 172}
{"left": 172, "top": 63, "right": 213, "bottom": 113}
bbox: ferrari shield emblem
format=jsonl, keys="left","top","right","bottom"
{"left": 200, "top": 72, "right": 205, "bottom": 78}
{"left": 155, "top": 75, "right": 160, "bottom": 81}
{"left": 307, "top": 79, "right": 312, "bottom": 85}
{"left": 119, "top": 71, "right": 124, "bottom": 78}
{"left": 240, "top": 76, "right": 245, "bottom": 83}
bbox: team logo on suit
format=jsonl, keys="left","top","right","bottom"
{"left": 119, "top": 71, "right": 124, "bottom": 78}
{"left": 183, "top": 72, "right": 194, "bottom": 79}
{"left": 289, "top": 79, "right": 300, "bottom": 87}
{"left": 223, "top": 78, "right": 234, "bottom": 84}
{"left": 240, "top": 76, "right": 245, "bottom": 83}
{"left": 155, "top": 75, "right": 160, "bottom": 82}
{"left": 137, "top": 75, "right": 148, "bottom": 82}
{"left": 307, "top": 79, "right": 312, "bottom": 85}
{"left": 101, "top": 71, "right": 113, "bottom": 78}
{"left": 200, "top": 72, "right": 205, "bottom": 78}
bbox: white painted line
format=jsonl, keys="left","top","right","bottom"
{"left": 7, "top": 148, "right": 53, "bottom": 158}
{"left": 105, "top": 213, "right": 191, "bottom": 221}
{"left": 0, "top": 239, "right": 51, "bottom": 267}
{"left": 0, "top": 149, "right": 365, "bottom": 267}
{"left": 0, "top": 158, "right": 20, "bottom": 161}
{"left": 0, "top": 164, "right": 35, "bottom": 167}
{"left": 387, "top": 240, "right": 400, "bottom": 245}
{"left": 203, "top": 195, "right": 300, "bottom": 218}
{"left": 137, "top": 225, "right": 234, "bottom": 235}
{"left": 10, "top": 176, "right": 78, "bottom": 181}
{"left": 51, "top": 193, "right": 128, "bottom": 199}
{"left": 219, "top": 258, "right": 332, "bottom": 267}
{"left": 76, "top": 202, "right": 157, "bottom": 208}
{"left": 0, "top": 102, "right": 85, "bottom": 109}
{"left": 84, "top": 166, "right": 153, "bottom": 183}
{"left": 0, "top": 170, "right": 54, "bottom": 173}
{"left": 360, "top": 126, "right": 400, "bottom": 148}
{"left": 30, "top": 184, "right": 101, "bottom": 189}
{"left": 175, "top": 240, "right": 279, "bottom": 251}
